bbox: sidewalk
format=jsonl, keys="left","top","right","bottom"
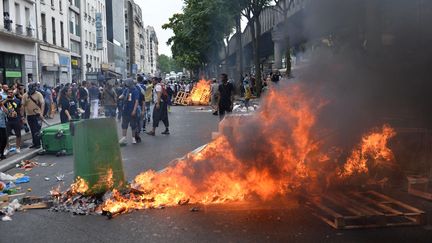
{"left": 0, "top": 114, "right": 61, "bottom": 172}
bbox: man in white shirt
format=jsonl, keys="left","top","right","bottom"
{"left": 147, "top": 78, "right": 169, "bottom": 136}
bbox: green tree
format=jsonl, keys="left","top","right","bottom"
{"left": 242, "top": 0, "right": 275, "bottom": 97}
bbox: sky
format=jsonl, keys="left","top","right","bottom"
{"left": 137, "top": 0, "right": 184, "bottom": 57}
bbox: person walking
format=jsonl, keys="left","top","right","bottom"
{"left": 78, "top": 81, "right": 90, "bottom": 119}
{"left": 217, "top": 73, "right": 234, "bottom": 121}
{"left": 42, "top": 85, "right": 53, "bottom": 119}
{"left": 88, "top": 82, "right": 100, "bottom": 118}
{"left": 119, "top": 79, "right": 140, "bottom": 145}
{"left": 22, "top": 82, "right": 45, "bottom": 149}
{"left": 4, "top": 88, "right": 23, "bottom": 154}
{"left": 210, "top": 78, "right": 219, "bottom": 115}
{"left": 115, "top": 81, "right": 125, "bottom": 121}
{"left": 143, "top": 79, "right": 153, "bottom": 128}
{"left": 0, "top": 96, "right": 7, "bottom": 160}
{"left": 147, "top": 78, "right": 169, "bottom": 136}
{"left": 59, "top": 87, "right": 78, "bottom": 124}
{"left": 103, "top": 81, "right": 117, "bottom": 118}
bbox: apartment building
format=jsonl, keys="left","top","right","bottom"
{"left": 0, "top": 0, "right": 38, "bottom": 85}
{"left": 36, "top": 0, "right": 71, "bottom": 86}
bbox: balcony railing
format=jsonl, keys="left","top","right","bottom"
{"left": 15, "top": 24, "right": 24, "bottom": 35}
{"left": 26, "top": 26, "right": 34, "bottom": 37}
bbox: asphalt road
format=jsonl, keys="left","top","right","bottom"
{"left": 2, "top": 106, "right": 432, "bottom": 242}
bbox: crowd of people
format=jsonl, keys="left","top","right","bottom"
{"left": 0, "top": 82, "right": 45, "bottom": 160}
{"left": 0, "top": 72, "right": 242, "bottom": 159}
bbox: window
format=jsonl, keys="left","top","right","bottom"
{"left": 60, "top": 21, "right": 64, "bottom": 47}
{"left": 52, "top": 17, "right": 56, "bottom": 45}
{"left": 59, "top": 0, "right": 63, "bottom": 12}
{"left": 51, "top": 0, "right": 54, "bottom": 7}
{"left": 41, "top": 13, "right": 47, "bottom": 42}
{"left": 25, "top": 7, "right": 30, "bottom": 27}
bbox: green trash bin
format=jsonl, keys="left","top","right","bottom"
{"left": 72, "top": 118, "right": 126, "bottom": 195}
{"left": 41, "top": 123, "right": 74, "bottom": 155}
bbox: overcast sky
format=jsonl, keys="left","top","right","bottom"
{"left": 137, "top": 0, "right": 184, "bottom": 57}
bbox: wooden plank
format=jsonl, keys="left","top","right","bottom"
{"left": 367, "top": 191, "right": 425, "bottom": 213}
{"left": 21, "top": 202, "right": 51, "bottom": 210}
{"left": 306, "top": 191, "right": 425, "bottom": 229}
{"left": 408, "top": 188, "right": 432, "bottom": 200}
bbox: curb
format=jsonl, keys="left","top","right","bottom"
{"left": 0, "top": 148, "right": 43, "bottom": 172}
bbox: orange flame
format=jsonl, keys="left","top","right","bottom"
{"left": 189, "top": 79, "right": 211, "bottom": 105}
{"left": 339, "top": 124, "right": 396, "bottom": 177}
{"left": 97, "top": 83, "right": 397, "bottom": 215}
{"left": 70, "top": 177, "right": 90, "bottom": 195}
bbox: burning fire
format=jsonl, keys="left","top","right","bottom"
{"left": 58, "top": 82, "right": 398, "bottom": 217}
{"left": 189, "top": 79, "right": 211, "bottom": 105}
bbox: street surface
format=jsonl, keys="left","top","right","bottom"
{"left": 2, "top": 106, "right": 432, "bottom": 242}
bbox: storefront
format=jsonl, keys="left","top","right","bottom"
{"left": 39, "top": 45, "right": 71, "bottom": 86}
{"left": 71, "top": 57, "right": 81, "bottom": 83}
{"left": 0, "top": 52, "right": 23, "bottom": 85}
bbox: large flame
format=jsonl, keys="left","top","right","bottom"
{"left": 98, "top": 82, "right": 397, "bottom": 214}
{"left": 189, "top": 79, "right": 211, "bottom": 105}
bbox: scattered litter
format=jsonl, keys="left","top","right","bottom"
{"left": 44, "top": 177, "right": 50, "bottom": 181}
{"left": 0, "top": 172, "right": 17, "bottom": 181}
{"left": 40, "top": 163, "right": 48, "bottom": 167}
{"left": 55, "top": 174, "right": 65, "bottom": 181}
{"left": 13, "top": 173, "right": 25, "bottom": 179}
{"left": 17, "top": 160, "right": 39, "bottom": 171}
{"left": 27, "top": 188, "right": 32, "bottom": 192}
{"left": 190, "top": 207, "right": 200, "bottom": 212}
{"left": 14, "top": 176, "right": 30, "bottom": 184}
{"left": 0, "top": 182, "right": 5, "bottom": 191}
{"left": 1, "top": 216, "right": 12, "bottom": 221}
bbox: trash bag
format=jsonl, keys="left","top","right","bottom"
{"left": 14, "top": 176, "right": 30, "bottom": 184}
{"left": 0, "top": 172, "right": 17, "bottom": 181}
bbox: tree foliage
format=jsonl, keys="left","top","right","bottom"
{"left": 158, "top": 54, "right": 182, "bottom": 74}
{"left": 163, "top": 0, "right": 246, "bottom": 72}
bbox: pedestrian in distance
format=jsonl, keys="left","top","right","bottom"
{"left": 143, "top": 79, "right": 153, "bottom": 130}
{"left": 243, "top": 79, "right": 252, "bottom": 111}
{"left": 4, "top": 88, "right": 23, "bottom": 154}
{"left": 217, "top": 73, "right": 234, "bottom": 121}
{"left": 88, "top": 82, "right": 100, "bottom": 119}
{"left": 119, "top": 78, "right": 140, "bottom": 145}
{"left": 22, "top": 82, "right": 45, "bottom": 149}
{"left": 147, "top": 77, "right": 170, "bottom": 136}
{"left": 103, "top": 80, "right": 118, "bottom": 118}
{"left": 210, "top": 78, "right": 219, "bottom": 116}
{"left": 0, "top": 96, "right": 7, "bottom": 160}
{"left": 78, "top": 81, "right": 90, "bottom": 119}
{"left": 59, "top": 86, "right": 78, "bottom": 124}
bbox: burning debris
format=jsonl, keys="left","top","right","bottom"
{"left": 175, "top": 79, "right": 212, "bottom": 106}
{"left": 48, "top": 80, "right": 401, "bottom": 219}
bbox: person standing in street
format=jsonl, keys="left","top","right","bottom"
{"left": 0, "top": 96, "right": 7, "bottom": 160}
{"left": 115, "top": 81, "right": 125, "bottom": 121}
{"left": 78, "top": 81, "right": 90, "bottom": 119}
{"left": 22, "top": 82, "right": 45, "bottom": 149}
{"left": 59, "top": 87, "right": 78, "bottom": 124}
{"left": 119, "top": 79, "right": 140, "bottom": 145}
{"left": 42, "top": 85, "right": 53, "bottom": 119}
{"left": 147, "top": 78, "right": 170, "bottom": 136}
{"left": 143, "top": 79, "right": 153, "bottom": 129}
{"left": 217, "top": 73, "right": 234, "bottom": 121}
{"left": 103, "top": 81, "right": 117, "bottom": 118}
{"left": 88, "top": 82, "right": 100, "bottom": 118}
{"left": 210, "top": 78, "right": 219, "bottom": 115}
{"left": 4, "top": 88, "right": 23, "bottom": 154}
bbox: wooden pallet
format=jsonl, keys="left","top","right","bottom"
{"left": 407, "top": 176, "right": 432, "bottom": 200}
{"left": 174, "top": 91, "right": 191, "bottom": 106}
{"left": 305, "top": 190, "right": 425, "bottom": 229}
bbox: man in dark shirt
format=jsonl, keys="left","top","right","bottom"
{"left": 217, "top": 73, "right": 234, "bottom": 121}
{"left": 78, "top": 81, "right": 90, "bottom": 119}
{"left": 4, "top": 88, "right": 23, "bottom": 153}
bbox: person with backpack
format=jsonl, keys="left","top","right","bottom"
{"left": 22, "top": 82, "right": 45, "bottom": 149}
{"left": 147, "top": 77, "right": 169, "bottom": 136}
{"left": 78, "top": 81, "right": 90, "bottom": 119}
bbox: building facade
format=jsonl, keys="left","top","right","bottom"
{"left": 105, "top": 0, "right": 126, "bottom": 79}
{"left": 36, "top": 0, "right": 71, "bottom": 86}
{"left": 80, "top": 0, "right": 107, "bottom": 83}
{"left": 145, "top": 25, "right": 158, "bottom": 76}
{"left": 0, "top": 0, "right": 38, "bottom": 86}
{"left": 69, "top": 0, "right": 81, "bottom": 82}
